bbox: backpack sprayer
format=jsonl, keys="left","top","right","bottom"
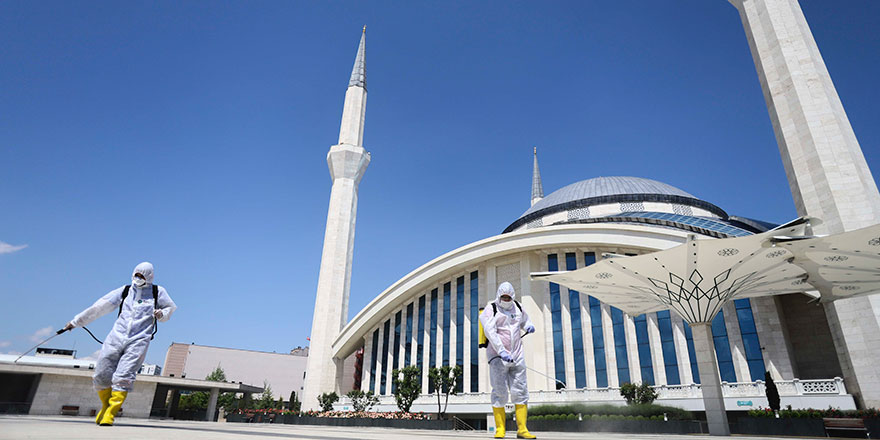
{"left": 478, "top": 304, "right": 567, "bottom": 390}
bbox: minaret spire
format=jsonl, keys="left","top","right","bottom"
{"left": 531, "top": 147, "right": 544, "bottom": 207}
{"left": 303, "top": 30, "right": 371, "bottom": 410}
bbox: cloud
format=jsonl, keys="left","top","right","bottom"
{"left": 29, "top": 326, "right": 54, "bottom": 343}
{"left": 0, "top": 341, "right": 11, "bottom": 348}
{"left": 82, "top": 350, "right": 102, "bottom": 360}
{"left": 0, "top": 241, "right": 27, "bottom": 255}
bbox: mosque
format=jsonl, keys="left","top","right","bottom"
{"left": 302, "top": 0, "right": 880, "bottom": 421}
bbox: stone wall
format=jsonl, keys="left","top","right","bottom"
{"left": 29, "top": 373, "right": 156, "bottom": 418}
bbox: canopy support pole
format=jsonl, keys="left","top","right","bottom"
{"left": 690, "top": 322, "right": 731, "bottom": 436}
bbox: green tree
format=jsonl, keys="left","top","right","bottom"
{"left": 619, "top": 382, "right": 638, "bottom": 405}
{"left": 288, "top": 390, "right": 301, "bottom": 412}
{"left": 178, "top": 365, "right": 234, "bottom": 411}
{"left": 636, "top": 383, "right": 658, "bottom": 405}
{"left": 346, "top": 390, "right": 379, "bottom": 412}
{"left": 317, "top": 392, "right": 339, "bottom": 412}
{"left": 391, "top": 365, "right": 421, "bottom": 413}
{"left": 255, "top": 381, "right": 275, "bottom": 410}
{"left": 428, "top": 365, "right": 462, "bottom": 418}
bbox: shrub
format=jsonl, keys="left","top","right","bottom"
{"left": 529, "top": 403, "right": 694, "bottom": 420}
{"left": 317, "top": 392, "right": 339, "bottom": 412}
{"left": 619, "top": 383, "right": 638, "bottom": 405}
{"left": 346, "top": 390, "right": 379, "bottom": 412}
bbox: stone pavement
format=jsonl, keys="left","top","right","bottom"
{"left": 0, "top": 415, "right": 824, "bottom": 439}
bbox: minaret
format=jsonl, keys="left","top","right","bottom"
{"left": 729, "top": 0, "right": 880, "bottom": 407}
{"left": 531, "top": 147, "right": 544, "bottom": 206}
{"left": 302, "top": 28, "right": 370, "bottom": 410}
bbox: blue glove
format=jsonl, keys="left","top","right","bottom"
{"left": 499, "top": 349, "right": 513, "bottom": 363}
{"left": 525, "top": 324, "right": 535, "bottom": 334}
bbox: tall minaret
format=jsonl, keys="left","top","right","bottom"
{"left": 729, "top": 0, "right": 880, "bottom": 407}
{"left": 302, "top": 28, "right": 371, "bottom": 410}
{"left": 531, "top": 147, "right": 544, "bottom": 206}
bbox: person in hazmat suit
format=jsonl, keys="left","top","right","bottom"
{"left": 62, "top": 262, "right": 177, "bottom": 426}
{"left": 479, "top": 282, "right": 536, "bottom": 439}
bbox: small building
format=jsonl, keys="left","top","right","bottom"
{"left": 0, "top": 356, "right": 261, "bottom": 420}
{"left": 162, "top": 343, "right": 308, "bottom": 401}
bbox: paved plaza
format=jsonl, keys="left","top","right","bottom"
{"left": 0, "top": 415, "right": 831, "bottom": 440}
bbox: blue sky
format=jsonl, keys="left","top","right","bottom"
{"left": 1, "top": 1, "right": 878, "bottom": 368}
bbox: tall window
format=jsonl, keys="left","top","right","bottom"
{"left": 548, "top": 254, "right": 566, "bottom": 388}
{"left": 392, "top": 311, "right": 402, "bottom": 393}
{"left": 589, "top": 296, "right": 607, "bottom": 387}
{"left": 380, "top": 319, "right": 390, "bottom": 394}
{"left": 611, "top": 307, "right": 630, "bottom": 384}
{"left": 656, "top": 310, "right": 680, "bottom": 385}
{"left": 405, "top": 303, "right": 414, "bottom": 367}
{"left": 734, "top": 299, "right": 765, "bottom": 381}
{"left": 455, "top": 276, "right": 465, "bottom": 393}
{"left": 712, "top": 310, "right": 736, "bottom": 382}
{"left": 566, "top": 253, "right": 586, "bottom": 388}
{"left": 442, "top": 282, "right": 451, "bottom": 367}
{"left": 417, "top": 295, "right": 426, "bottom": 375}
{"left": 369, "top": 329, "right": 379, "bottom": 392}
{"left": 683, "top": 322, "right": 700, "bottom": 384}
{"left": 429, "top": 289, "right": 438, "bottom": 393}
{"left": 633, "top": 315, "right": 654, "bottom": 385}
{"left": 470, "top": 271, "right": 479, "bottom": 392}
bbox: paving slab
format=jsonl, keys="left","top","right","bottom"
{"left": 0, "top": 415, "right": 826, "bottom": 439}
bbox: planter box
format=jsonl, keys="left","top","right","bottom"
{"left": 225, "top": 414, "right": 246, "bottom": 423}
{"left": 283, "top": 416, "right": 453, "bottom": 430}
{"left": 528, "top": 418, "right": 702, "bottom": 434}
{"left": 865, "top": 419, "right": 880, "bottom": 438}
{"left": 732, "top": 417, "right": 825, "bottom": 437}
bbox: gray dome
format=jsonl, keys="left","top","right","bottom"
{"left": 504, "top": 176, "right": 727, "bottom": 233}
{"left": 524, "top": 176, "right": 694, "bottom": 217}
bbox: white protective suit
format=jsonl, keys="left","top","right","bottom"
{"left": 70, "top": 262, "right": 176, "bottom": 392}
{"left": 479, "top": 282, "right": 534, "bottom": 407}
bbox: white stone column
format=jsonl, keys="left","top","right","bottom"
{"left": 521, "top": 254, "right": 549, "bottom": 391}
{"left": 561, "top": 287, "right": 576, "bottom": 387}
{"left": 672, "top": 316, "right": 693, "bottom": 384}
{"left": 721, "top": 302, "right": 750, "bottom": 383}
{"left": 690, "top": 323, "right": 731, "bottom": 436}
{"left": 362, "top": 333, "right": 373, "bottom": 393}
{"left": 480, "top": 265, "right": 492, "bottom": 393}
{"left": 729, "top": 0, "right": 880, "bottom": 407}
{"left": 624, "top": 314, "right": 641, "bottom": 384}
{"left": 601, "top": 303, "right": 617, "bottom": 387}
{"left": 582, "top": 293, "right": 597, "bottom": 389}
{"left": 462, "top": 275, "right": 471, "bottom": 392}
{"left": 647, "top": 313, "right": 666, "bottom": 385}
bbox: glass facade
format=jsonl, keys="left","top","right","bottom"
{"left": 611, "top": 307, "right": 630, "bottom": 384}
{"left": 369, "top": 329, "right": 379, "bottom": 392}
{"left": 565, "top": 253, "right": 587, "bottom": 389}
{"left": 735, "top": 298, "right": 766, "bottom": 381}
{"left": 633, "top": 315, "right": 654, "bottom": 385}
{"left": 712, "top": 310, "right": 736, "bottom": 382}
{"left": 548, "top": 254, "right": 566, "bottom": 388}
{"left": 589, "top": 296, "right": 608, "bottom": 387}
{"left": 380, "top": 319, "right": 390, "bottom": 394}
{"left": 470, "top": 271, "right": 479, "bottom": 392}
{"left": 429, "top": 289, "right": 438, "bottom": 393}
{"left": 656, "top": 310, "right": 680, "bottom": 385}
{"left": 392, "top": 311, "right": 401, "bottom": 393}
{"left": 683, "top": 322, "right": 700, "bottom": 384}
{"left": 456, "top": 276, "right": 465, "bottom": 393}
{"left": 405, "top": 303, "right": 414, "bottom": 367}
{"left": 442, "top": 282, "right": 451, "bottom": 367}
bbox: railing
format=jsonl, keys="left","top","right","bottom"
{"left": 352, "top": 377, "right": 847, "bottom": 408}
{"left": 452, "top": 415, "right": 476, "bottom": 430}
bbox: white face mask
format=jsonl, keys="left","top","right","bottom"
{"left": 498, "top": 299, "right": 514, "bottom": 310}
{"left": 132, "top": 276, "right": 147, "bottom": 287}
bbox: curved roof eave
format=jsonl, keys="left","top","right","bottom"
{"left": 330, "top": 223, "right": 690, "bottom": 360}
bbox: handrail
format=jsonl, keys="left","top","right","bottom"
{"left": 452, "top": 415, "right": 475, "bottom": 430}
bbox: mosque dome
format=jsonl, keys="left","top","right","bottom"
{"left": 504, "top": 176, "right": 730, "bottom": 234}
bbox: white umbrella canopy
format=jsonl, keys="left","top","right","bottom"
{"left": 531, "top": 218, "right": 821, "bottom": 323}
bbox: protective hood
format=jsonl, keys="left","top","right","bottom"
{"left": 132, "top": 262, "right": 154, "bottom": 285}
{"left": 496, "top": 282, "right": 516, "bottom": 301}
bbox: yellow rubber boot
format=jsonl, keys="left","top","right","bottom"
{"left": 99, "top": 390, "right": 128, "bottom": 426}
{"left": 515, "top": 404, "right": 536, "bottom": 439}
{"left": 95, "top": 388, "right": 112, "bottom": 425}
{"left": 492, "top": 406, "right": 506, "bottom": 438}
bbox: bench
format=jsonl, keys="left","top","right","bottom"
{"left": 823, "top": 418, "right": 869, "bottom": 438}
{"left": 60, "top": 405, "right": 79, "bottom": 416}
